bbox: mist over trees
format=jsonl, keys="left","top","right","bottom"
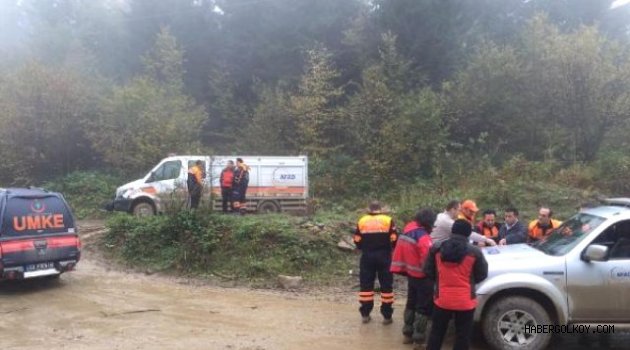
{"left": 2, "top": 0, "right": 630, "bottom": 198}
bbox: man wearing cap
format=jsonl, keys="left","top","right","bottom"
{"left": 433, "top": 200, "right": 496, "bottom": 247}
{"left": 424, "top": 219, "right": 489, "bottom": 350}
{"left": 354, "top": 201, "right": 398, "bottom": 325}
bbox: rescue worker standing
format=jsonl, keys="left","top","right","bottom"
{"left": 390, "top": 208, "right": 436, "bottom": 348}
{"left": 424, "top": 219, "right": 488, "bottom": 350}
{"left": 528, "top": 207, "right": 562, "bottom": 242}
{"left": 232, "top": 158, "right": 250, "bottom": 215}
{"left": 220, "top": 160, "right": 235, "bottom": 213}
{"left": 354, "top": 201, "right": 398, "bottom": 325}
{"left": 187, "top": 160, "right": 204, "bottom": 210}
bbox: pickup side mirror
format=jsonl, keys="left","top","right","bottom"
{"left": 146, "top": 171, "right": 156, "bottom": 183}
{"left": 583, "top": 244, "right": 608, "bottom": 262}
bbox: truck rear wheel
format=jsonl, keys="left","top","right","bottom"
{"left": 257, "top": 200, "right": 280, "bottom": 214}
{"left": 482, "top": 296, "right": 552, "bottom": 350}
{"left": 132, "top": 201, "right": 155, "bottom": 217}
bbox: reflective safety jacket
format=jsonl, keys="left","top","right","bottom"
{"left": 390, "top": 221, "right": 432, "bottom": 278}
{"left": 528, "top": 219, "right": 563, "bottom": 241}
{"left": 353, "top": 213, "right": 397, "bottom": 252}
{"left": 477, "top": 222, "right": 500, "bottom": 240}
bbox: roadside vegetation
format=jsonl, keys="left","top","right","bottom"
{"left": 102, "top": 211, "right": 357, "bottom": 287}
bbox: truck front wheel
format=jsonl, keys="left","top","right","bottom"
{"left": 482, "top": 296, "right": 552, "bottom": 350}
{"left": 132, "top": 201, "right": 155, "bottom": 217}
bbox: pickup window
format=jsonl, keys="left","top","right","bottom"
{"left": 531, "top": 213, "right": 605, "bottom": 256}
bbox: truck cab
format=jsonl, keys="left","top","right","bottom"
{"left": 108, "top": 155, "right": 309, "bottom": 216}
{"left": 476, "top": 198, "right": 630, "bottom": 349}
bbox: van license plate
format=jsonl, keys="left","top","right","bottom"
{"left": 25, "top": 262, "right": 55, "bottom": 272}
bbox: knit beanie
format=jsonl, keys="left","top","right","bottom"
{"left": 452, "top": 219, "right": 472, "bottom": 237}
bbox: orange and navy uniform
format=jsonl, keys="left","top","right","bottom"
{"left": 354, "top": 213, "right": 398, "bottom": 319}
{"left": 477, "top": 222, "right": 500, "bottom": 243}
{"left": 528, "top": 219, "right": 562, "bottom": 241}
{"left": 188, "top": 165, "right": 203, "bottom": 186}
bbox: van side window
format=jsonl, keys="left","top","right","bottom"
{"left": 153, "top": 161, "right": 182, "bottom": 182}
{"left": 591, "top": 220, "right": 630, "bottom": 260}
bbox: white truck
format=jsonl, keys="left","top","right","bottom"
{"left": 106, "top": 155, "right": 308, "bottom": 215}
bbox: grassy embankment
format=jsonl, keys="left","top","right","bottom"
{"left": 38, "top": 157, "right": 624, "bottom": 286}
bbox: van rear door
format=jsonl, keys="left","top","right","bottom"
{"left": 0, "top": 193, "right": 79, "bottom": 269}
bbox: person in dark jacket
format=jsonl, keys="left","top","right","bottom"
{"left": 220, "top": 160, "right": 235, "bottom": 213}
{"left": 232, "top": 158, "right": 250, "bottom": 215}
{"left": 390, "top": 208, "right": 436, "bottom": 348}
{"left": 424, "top": 219, "right": 488, "bottom": 350}
{"left": 498, "top": 207, "right": 527, "bottom": 245}
{"left": 354, "top": 201, "right": 398, "bottom": 325}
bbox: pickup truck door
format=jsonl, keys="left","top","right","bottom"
{"left": 566, "top": 219, "right": 630, "bottom": 322}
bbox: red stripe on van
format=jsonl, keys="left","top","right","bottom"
{"left": 0, "top": 235, "right": 79, "bottom": 253}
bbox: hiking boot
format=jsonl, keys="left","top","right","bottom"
{"left": 382, "top": 317, "right": 393, "bottom": 325}
{"left": 402, "top": 335, "right": 414, "bottom": 344}
{"left": 362, "top": 316, "right": 372, "bottom": 324}
{"left": 412, "top": 343, "right": 426, "bottom": 350}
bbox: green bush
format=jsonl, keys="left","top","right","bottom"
{"left": 103, "top": 211, "right": 355, "bottom": 286}
{"left": 42, "top": 171, "right": 124, "bottom": 219}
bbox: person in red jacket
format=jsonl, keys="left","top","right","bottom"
{"left": 219, "top": 160, "right": 235, "bottom": 213}
{"left": 390, "top": 208, "right": 436, "bottom": 348}
{"left": 424, "top": 219, "right": 488, "bottom": 350}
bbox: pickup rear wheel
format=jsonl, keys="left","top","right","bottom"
{"left": 482, "top": 296, "right": 552, "bottom": 350}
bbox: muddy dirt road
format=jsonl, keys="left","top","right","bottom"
{"left": 0, "top": 221, "right": 627, "bottom": 350}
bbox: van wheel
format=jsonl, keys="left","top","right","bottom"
{"left": 132, "top": 201, "right": 155, "bottom": 217}
{"left": 482, "top": 296, "right": 552, "bottom": 350}
{"left": 258, "top": 201, "right": 280, "bottom": 214}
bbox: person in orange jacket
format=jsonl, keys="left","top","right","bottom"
{"left": 220, "top": 160, "right": 235, "bottom": 213}
{"left": 187, "top": 160, "right": 204, "bottom": 210}
{"left": 528, "top": 207, "right": 562, "bottom": 242}
{"left": 390, "top": 208, "right": 436, "bottom": 348}
{"left": 476, "top": 209, "right": 501, "bottom": 245}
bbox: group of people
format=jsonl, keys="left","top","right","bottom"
{"left": 187, "top": 158, "right": 250, "bottom": 214}
{"left": 353, "top": 199, "right": 564, "bottom": 350}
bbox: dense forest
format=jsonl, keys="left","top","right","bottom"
{"left": 2, "top": 0, "right": 630, "bottom": 204}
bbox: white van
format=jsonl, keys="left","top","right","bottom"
{"left": 106, "top": 155, "right": 308, "bottom": 215}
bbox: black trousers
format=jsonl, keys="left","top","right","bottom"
{"left": 221, "top": 187, "right": 233, "bottom": 212}
{"left": 427, "top": 305, "right": 475, "bottom": 350}
{"left": 406, "top": 276, "right": 434, "bottom": 316}
{"left": 189, "top": 191, "right": 201, "bottom": 209}
{"left": 359, "top": 249, "right": 394, "bottom": 318}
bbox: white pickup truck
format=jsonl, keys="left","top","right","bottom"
{"left": 106, "top": 155, "right": 309, "bottom": 215}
